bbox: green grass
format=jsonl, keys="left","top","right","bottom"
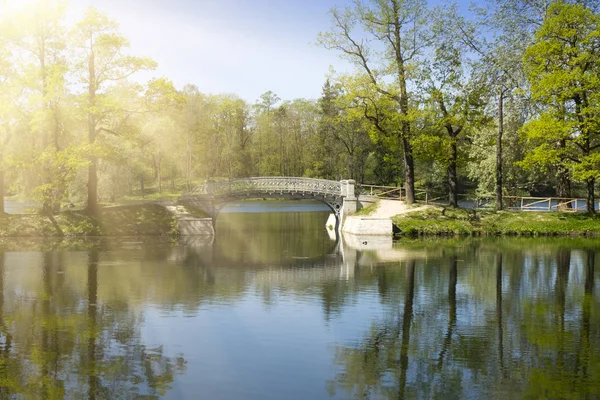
{"left": 392, "top": 207, "right": 600, "bottom": 237}
{"left": 355, "top": 201, "right": 380, "bottom": 216}
{"left": 0, "top": 204, "right": 179, "bottom": 237}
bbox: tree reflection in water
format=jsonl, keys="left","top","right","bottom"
{"left": 0, "top": 245, "right": 186, "bottom": 398}
{"left": 0, "top": 231, "right": 598, "bottom": 399}
{"left": 328, "top": 242, "right": 600, "bottom": 400}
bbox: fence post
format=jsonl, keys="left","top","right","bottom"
{"left": 426, "top": 192, "right": 428, "bottom": 204}
{"left": 520, "top": 197, "right": 524, "bottom": 210}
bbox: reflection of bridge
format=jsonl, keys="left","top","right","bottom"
{"left": 176, "top": 234, "right": 424, "bottom": 287}
{"left": 179, "top": 177, "right": 358, "bottom": 230}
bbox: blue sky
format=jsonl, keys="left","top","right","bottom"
{"left": 3, "top": 0, "right": 468, "bottom": 102}
{"left": 64, "top": 0, "right": 356, "bottom": 103}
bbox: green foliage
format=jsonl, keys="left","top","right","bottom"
{"left": 522, "top": 2, "right": 600, "bottom": 207}
{"left": 2, "top": 0, "right": 600, "bottom": 215}
{"left": 393, "top": 207, "right": 600, "bottom": 236}
{"left": 31, "top": 145, "right": 91, "bottom": 213}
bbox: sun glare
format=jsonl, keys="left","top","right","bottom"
{"left": 0, "top": 0, "right": 41, "bottom": 14}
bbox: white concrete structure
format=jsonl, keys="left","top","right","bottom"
{"left": 342, "top": 216, "right": 393, "bottom": 235}
{"left": 167, "top": 205, "right": 215, "bottom": 235}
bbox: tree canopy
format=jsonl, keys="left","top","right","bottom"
{"left": 0, "top": 0, "right": 599, "bottom": 212}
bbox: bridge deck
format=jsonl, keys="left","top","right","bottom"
{"left": 190, "top": 177, "right": 343, "bottom": 197}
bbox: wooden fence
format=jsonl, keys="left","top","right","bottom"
{"left": 357, "top": 184, "right": 598, "bottom": 212}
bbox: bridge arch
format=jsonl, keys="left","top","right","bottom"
{"left": 179, "top": 177, "right": 356, "bottom": 231}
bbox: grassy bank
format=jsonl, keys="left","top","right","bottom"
{"left": 355, "top": 200, "right": 379, "bottom": 216}
{"left": 392, "top": 207, "right": 600, "bottom": 237}
{"left": 0, "top": 204, "right": 178, "bottom": 237}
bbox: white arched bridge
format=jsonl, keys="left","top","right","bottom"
{"left": 179, "top": 177, "right": 358, "bottom": 230}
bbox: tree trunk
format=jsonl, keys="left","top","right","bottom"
{"left": 555, "top": 249, "right": 570, "bottom": 372}
{"left": 448, "top": 138, "right": 458, "bottom": 207}
{"left": 87, "top": 50, "right": 98, "bottom": 214}
{"left": 496, "top": 89, "right": 504, "bottom": 211}
{"left": 438, "top": 256, "right": 457, "bottom": 368}
{"left": 555, "top": 249, "right": 570, "bottom": 326}
{"left": 586, "top": 178, "right": 595, "bottom": 213}
{"left": 171, "top": 165, "right": 176, "bottom": 191}
{"left": 87, "top": 248, "right": 99, "bottom": 399}
{"left": 157, "top": 153, "right": 162, "bottom": 194}
{"left": 556, "top": 152, "right": 572, "bottom": 209}
{"left": 496, "top": 253, "right": 504, "bottom": 373}
{"left": 140, "top": 177, "right": 145, "bottom": 198}
{"left": 0, "top": 169, "right": 4, "bottom": 215}
{"left": 585, "top": 250, "right": 594, "bottom": 296}
{"left": 398, "top": 259, "right": 415, "bottom": 400}
{"left": 391, "top": 1, "right": 414, "bottom": 205}
{"left": 186, "top": 145, "right": 192, "bottom": 192}
{"left": 348, "top": 152, "right": 354, "bottom": 181}
{"left": 580, "top": 250, "right": 594, "bottom": 381}
{"left": 402, "top": 137, "right": 415, "bottom": 204}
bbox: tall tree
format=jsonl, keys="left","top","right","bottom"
{"left": 73, "top": 8, "right": 156, "bottom": 213}
{"left": 3, "top": 0, "right": 74, "bottom": 213}
{"left": 313, "top": 79, "right": 342, "bottom": 179}
{"left": 318, "top": 0, "right": 430, "bottom": 204}
{"left": 0, "top": 29, "right": 12, "bottom": 214}
{"left": 522, "top": 2, "right": 600, "bottom": 212}
{"left": 426, "top": 6, "right": 490, "bottom": 207}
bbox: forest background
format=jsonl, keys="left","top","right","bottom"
{"left": 1, "top": 0, "right": 599, "bottom": 214}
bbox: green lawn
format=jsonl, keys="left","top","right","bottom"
{"left": 392, "top": 207, "right": 600, "bottom": 237}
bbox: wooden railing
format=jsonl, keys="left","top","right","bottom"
{"left": 357, "top": 184, "right": 429, "bottom": 201}
{"left": 357, "top": 183, "right": 599, "bottom": 212}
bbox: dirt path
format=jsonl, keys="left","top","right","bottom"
{"left": 370, "top": 199, "right": 429, "bottom": 218}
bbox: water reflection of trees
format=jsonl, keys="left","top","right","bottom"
{"left": 0, "top": 246, "right": 186, "bottom": 398}
{"left": 328, "top": 243, "right": 600, "bottom": 399}
{"left": 0, "top": 235, "right": 598, "bottom": 398}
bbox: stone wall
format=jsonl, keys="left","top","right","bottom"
{"left": 342, "top": 216, "right": 393, "bottom": 235}
{"left": 178, "top": 217, "right": 215, "bottom": 236}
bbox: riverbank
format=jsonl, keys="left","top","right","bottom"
{"left": 392, "top": 207, "right": 600, "bottom": 236}
{"left": 0, "top": 204, "right": 178, "bottom": 237}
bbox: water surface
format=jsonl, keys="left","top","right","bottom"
{"left": 0, "top": 201, "right": 598, "bottom": 399}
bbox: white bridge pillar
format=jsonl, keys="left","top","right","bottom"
{"left": 333, "top": 179, "right": 358, "bottom": 232}
{"left": 341, "top": 179, "right": 358, "bottom": 215}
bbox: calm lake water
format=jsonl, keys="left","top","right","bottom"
{"left": 0, "top": 200, "right": 598, "bottom": 399}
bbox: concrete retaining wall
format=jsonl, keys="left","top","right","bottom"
{"left": 342, "top": 216, "right": 393, "bottom": 235}
{"left": 178, "top": 217, "right": 215, "bottom": 235}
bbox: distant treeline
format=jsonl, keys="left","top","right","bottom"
{"left": 1, "top": 1, "right": 599, "bottom": 213}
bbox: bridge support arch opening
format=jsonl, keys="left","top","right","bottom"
{"left": 178, "top": 177, "right": 357, "bottom": 234}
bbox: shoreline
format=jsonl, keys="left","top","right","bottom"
{"left": 2, "top": 203, "right": 600, "bottom": 238}
{"left": 392, "top": 207, "right": 600, "bottom": 237}
{"left": 0, "top": 204, "right": 179, "bottom": 237}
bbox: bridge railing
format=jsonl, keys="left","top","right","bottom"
{"left": 357, "top": 184, "right": 429, "bottom": 201}
{"left": 191, "top": 177, "right": 343, "bottom": 197}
